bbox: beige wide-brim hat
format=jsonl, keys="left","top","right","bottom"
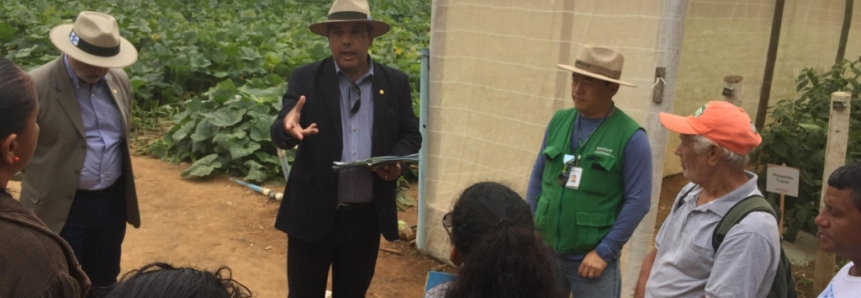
{"left": 558, "top": 45, "right": 635, "bottom": 87}
{"left": 49, "top": 11, "right": 138, "bottom": 68}
{"left": 309, "top": 0, "right": 390, "bottom": 38}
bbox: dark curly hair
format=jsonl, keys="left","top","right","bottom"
{"left": 443, "top": 182, "right": 564, "bottom": 298}
{"left": 106, "top": 262, "right": 253, "bottom": 298}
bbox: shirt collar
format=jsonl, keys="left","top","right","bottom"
{"left": 63, "top": 54, "right": 106, "bottom": 88}
{"left": 684, "top": 171, "right": 761, "bottom": 216}
{"left": 334, "top": 58, "right": 374, "bottom": 84}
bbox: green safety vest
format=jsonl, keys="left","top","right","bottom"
{"left": 534, "top": 107, "right": 642, "bottom": 254}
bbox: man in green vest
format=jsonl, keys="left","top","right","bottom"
{"left": 526, "top": 45, "right": 653, "bottom": 297}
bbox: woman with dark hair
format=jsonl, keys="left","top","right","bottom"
{"left": 435, "top": 182, "right": 564, "bottom": 298}
{"left": 106, "top": 262, "right": 253, "bottom": 298}
{"left": 0, "top": 56, "right": 91, "bottom": 297}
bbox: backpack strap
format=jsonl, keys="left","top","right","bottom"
{"left": 674, "top": 184, "right": 699, "bottom": 212}
{"left": 711, "top": 195, "right": 777, "bottom": 251}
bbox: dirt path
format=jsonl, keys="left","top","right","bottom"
{"left": 123, "top": 155, "right": 448, "bottom": 298}
{"left": 120, "top": 156, "right": 289, "bottom": 297}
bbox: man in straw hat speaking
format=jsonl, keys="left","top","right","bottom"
{"left": 269, "top": 0, "right": 421, "bottom": 296}
{"left": 525, "top": 45, "right": 652, "bottom": 297}
{"left": 22, "top": 11, "right": 140, "bottom": 298}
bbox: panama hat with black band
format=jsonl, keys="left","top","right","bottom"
{"left": 48, "top": 11, "right": 138, "bottom": 68}
{"left": 309, "top": 0, "right": 391, "bottom": 38}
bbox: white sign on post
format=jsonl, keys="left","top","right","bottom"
{"left": 766, "top": 164, "right": 800, "bottom": 197}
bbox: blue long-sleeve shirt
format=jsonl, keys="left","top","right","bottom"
{"left": 525, "top": 114, "right": 652, "bottom": 262}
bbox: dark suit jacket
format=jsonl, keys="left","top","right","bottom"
{"left": 270, "top": 57, "right": 421, "bottom": 242}
{"left": 0, "top": 191, "right": 90, "bottom": 298}
{"left": 22, "top": 57, "right": 140, "bottom": 233}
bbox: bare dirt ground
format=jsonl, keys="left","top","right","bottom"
{"left": 117, "top": 156, "right": 451, "bottom": 298}
{"left": 654, "top": 173, "right": 690, "bottom": 237}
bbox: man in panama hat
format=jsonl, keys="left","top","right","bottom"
{"left": 270, "top": 0, "right": 421, "bottom": 296}
{"left": 525, "top": 45, "right": 653, "bottom": 297}
{"left": 23, "top": 11, "right": 140, "bottom": 298}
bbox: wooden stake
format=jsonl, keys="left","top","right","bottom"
{"left": 779, "top": 163, "right": 786, "bottom": 236}
{"left": 379, "top": 247, "right": 402, "bottom": 255}
{"left": 779, "top": 193, "right": 785, "bottom": 235}
{"left": 813, "top": 91, "right": 852, "bottom": 294}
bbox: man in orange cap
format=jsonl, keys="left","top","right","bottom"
{"left": 635, "top": 101, "right": 780, "bottom": 298}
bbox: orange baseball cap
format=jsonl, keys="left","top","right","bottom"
{"left": 660, "top": 101, "right": 762, "bottom": 155}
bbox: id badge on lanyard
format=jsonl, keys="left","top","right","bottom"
{"left": 558, "top": 154, "right": 583, "bottom": 190}
{"left": 557, "top": 107, "right": 609, "bottom": 191}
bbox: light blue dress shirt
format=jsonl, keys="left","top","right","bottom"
{"left": 335, "top": 62, "right": 375, "bottom": 203}
{"left": 63, "top": 55, "right": 124, "bottom": 191}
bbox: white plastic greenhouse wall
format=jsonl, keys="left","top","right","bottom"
{"left": 420, "top": 0, "right": 861, "bottom": 297}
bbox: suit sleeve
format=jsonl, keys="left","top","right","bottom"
{"left": 271, "top": 67, "right": 305, "bottom": 150}
{"left": 117, "top": 70, "right": 134, "bottom": 128}
{"left": 31, "top": 69, "right": 50, "bottom": 135}
{"left": 388, "top": 73, "right": 421, "bottom": 158}
{"left": 115, "top": 70, "right": 132, "bottom": 106}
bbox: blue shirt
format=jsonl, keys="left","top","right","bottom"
{"left": 63, "top": 55, "right": 124, "bottom": 191}
{"left": 335, "top": 62, "right": 375, "bottom": 203}
{"left": 526, "top": 114, "right": 652, "bottom": 262}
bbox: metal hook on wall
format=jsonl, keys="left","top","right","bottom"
{"left": 652, "top": 67, "right": 667, "bottom": 104}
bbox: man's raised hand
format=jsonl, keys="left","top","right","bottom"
{"left": 282, "top": 95, "right": 319, "bottom": 140}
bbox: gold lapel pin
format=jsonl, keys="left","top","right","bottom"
{"left": 379, "top": 89, "right": 385, "bottom": 95}
{"left": 113, "top": 89, "right": 118, "bottom": 94}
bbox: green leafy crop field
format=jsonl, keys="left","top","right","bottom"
{"left": 2, "top": 0, "right": 430, "bottom": 182}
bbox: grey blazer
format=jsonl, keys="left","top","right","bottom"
{"left": 21, "top": 56, "right": 140, "bottom": 233}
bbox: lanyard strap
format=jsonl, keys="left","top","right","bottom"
{"left": 556, "top": 103, "right": 614, "bottom": 185}
{"left": 574, "top": 102, "right": 615, "bottom": 159}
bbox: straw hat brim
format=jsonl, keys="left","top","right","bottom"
{"left": 49, "top": 24, "right": 138, "bottom": 68}
{"left": 557, "top": 64, "right": 636, "bottom": 87}
{"left": 309, "top": 20, "right": 390, "bottom": 39}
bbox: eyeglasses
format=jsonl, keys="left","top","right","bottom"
{"left": 350, "top": 83, "right": 361, "bottom": 116}
{"left": 442, "top": 211, "right": 453, "bottom": 239}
